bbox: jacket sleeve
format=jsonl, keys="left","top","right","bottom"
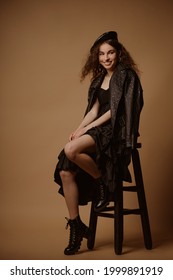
{"left": 124, "top": 70, "right": 143, "bottom": 149}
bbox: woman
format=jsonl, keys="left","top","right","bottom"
{"left": 54, "top": 31, "right": 143, "bottom": 255}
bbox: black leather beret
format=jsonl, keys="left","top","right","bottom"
{"left": 90, "top": 31, "right": 118, "bottom": 52}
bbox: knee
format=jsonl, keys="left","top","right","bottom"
{"left": 59, "top": 170, "right": 75, "bottom": 183}
{"left": 64, "top": 142, "right": 77, "bottom": 161}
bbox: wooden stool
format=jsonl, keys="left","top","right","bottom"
{"left": 87, "top": 143, "right": 152, "bottom": 254}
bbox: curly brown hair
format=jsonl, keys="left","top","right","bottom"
{"left": 81, "top": 39, "right": 140, "bottom": 81}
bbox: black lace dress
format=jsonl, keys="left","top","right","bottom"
{"left": 54, "top": 87, "right": 114, "bottom": 205}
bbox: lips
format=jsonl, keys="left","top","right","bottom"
{"left": 104, "top": 62, "right": 112, "bottom": 66}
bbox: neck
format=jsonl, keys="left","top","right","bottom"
{"left": 106, "top": 70, "right": 113, "bottom": 78}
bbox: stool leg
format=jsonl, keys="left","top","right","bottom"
{"left": 132, "top": 149, "right": 152, "bottom": 250}
{"left": 87, "top": 201, "right": 98, "bottom": 250}
{"left": 114, "top": 180, "right": 123, "bottom": 255}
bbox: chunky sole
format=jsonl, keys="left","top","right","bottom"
{"left": 64, "top": 238, "right": 83, "bottom": 255}
{"left": 64, "top": 226, "right": 90, "bottom": 255}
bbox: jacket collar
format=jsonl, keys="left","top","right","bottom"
{"left": 90, "top": 63, "right": 128, "bottom": 89}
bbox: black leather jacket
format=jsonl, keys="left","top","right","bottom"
{"left": 85, "top": 63, "right": 143, "bottom": 153}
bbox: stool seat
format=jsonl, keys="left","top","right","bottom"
{"left": 87, "top": 143, "right": 152, "bottom": 255}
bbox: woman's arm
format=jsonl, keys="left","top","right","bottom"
{"left": 71, "top": 109, "right": 111, "bottom": 140}
{"left": 69, "top": 99, "right": 99, "bottom": 140}
{"left": 77, "top": 99, "right": 100, "bottom": 130}
{"left": 85, "top": 110, "right": 111, "bottom": 131}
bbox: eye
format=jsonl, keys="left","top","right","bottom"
{"left": 109, "top": 50, "right": 115, "bottom": 54}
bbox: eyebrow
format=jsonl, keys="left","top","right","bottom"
{"left": 99, "top": 49, "right": 115, "bottom": 54}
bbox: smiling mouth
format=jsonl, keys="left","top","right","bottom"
{"left": 104, "top": 62, "right": 112, "bottom": 66}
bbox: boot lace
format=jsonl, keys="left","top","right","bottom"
{"left": 65, "top": 217, "right": 77, "bottom": 246}
{"left": 96, "top": 183, "right": 105, "bottom": 201}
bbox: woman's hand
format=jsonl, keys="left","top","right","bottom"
{"left": 69, "top": 127, "right": 87, "bottom": 141}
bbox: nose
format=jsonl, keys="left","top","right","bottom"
{"left": 104, "top": 53, "right": 109, "bottom": 61}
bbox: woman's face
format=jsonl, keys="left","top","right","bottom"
{"left": 99, "top": 42, "right": 117, "bottom": 72}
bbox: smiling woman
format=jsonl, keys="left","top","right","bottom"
{"left": 54, "top": 31, "right": 143, "bottom": 255}
{"left": 99, "top": 44, "right": 117, "bottom": 74}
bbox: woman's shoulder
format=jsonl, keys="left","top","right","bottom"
{"left": 116, "top": 63, "right": 138, "bottom": 77}
{"left": 120, "top": 66, "right": 142, "bottom": 88}
{"left": 111, "top": 63, "right": 141, "bottom": 90}
{"left": 111, "top": 63, "right": 138, "bottom": 84}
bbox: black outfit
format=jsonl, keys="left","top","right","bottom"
{"left": 54, "top": 63, "right": 143, "bottom": 205}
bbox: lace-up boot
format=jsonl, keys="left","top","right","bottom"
{"left": 64, "top": 215, "right": 89, "bottom": 255}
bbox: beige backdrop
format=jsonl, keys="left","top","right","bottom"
{"left": 1, "top": 0, "right": 173, "bottom": 260}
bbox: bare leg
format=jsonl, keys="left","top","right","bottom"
{"left": 60, "top": 168, "right": 90, "bottom": 255}
{"left": 59, "top": 170, "right": 79, "bottom": 220}
{"left": 60, "top": 134, "right": 101, "bottom": 218}
{"left": 64, "top": 134, "right": 101, "bottom": 179}
{"left": 64, "top": 134, "right": 108, "bottom": 212}
{"left": 60, "top": 134, "right": 107, "bottom": 255}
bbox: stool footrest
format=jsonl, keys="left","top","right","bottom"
{"left": 97, "top": 212, "right": 115, "bottom": 218}
{"left": 123, "top": 208, "right": 142, "bottom": 215}
{"left": 122, "top": 186, "right": 138, "bottom": 192}
{"left": 95, "top": 208, "right": 142, "bottom": 217}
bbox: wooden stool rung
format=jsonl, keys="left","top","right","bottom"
{"left": 123, "top": 208, "right": 142, "bottom": 215}
{"left": 97, "top": 213, "right": 115, "bottom": 218}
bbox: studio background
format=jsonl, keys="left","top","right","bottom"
{"left": 0, "top": 0, "right": 173, "bottom": 259}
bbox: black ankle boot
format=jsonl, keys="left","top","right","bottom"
{"left": 94, "top": 177, "right": 109, "bottom": 212}
{"left": 64, "top": 215, "right": 89, "bottom": 255}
